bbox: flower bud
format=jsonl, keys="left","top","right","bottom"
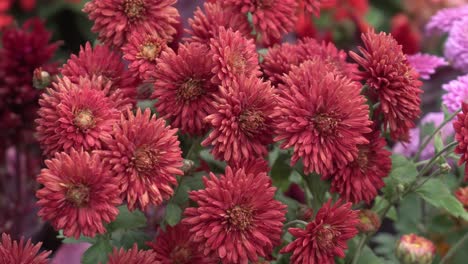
{"left": 440, "top": 163, "right": 451, "bottom": 174}
{"left": 298, "top": 204, "right": 314, "bottom": 222}
{"left": 180, "top": 159, "right": 195, "bottom": 175}
{"left": 33, "top": 68, "right": 51, "bottom": 89}
{"left": 356, "top": 210, "right": 381, "bottom": 233}
{"left": 396, "top": 234, "right": 435, "bottom": 264}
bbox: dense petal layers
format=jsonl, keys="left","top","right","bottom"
{"left": 0, "top": 233, "right": 50, "bottom": 264}
{"left": 107, "top": 244, "right": 158, "bottom": 264}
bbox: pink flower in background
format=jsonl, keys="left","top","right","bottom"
{"left": 443, "top": 74, "right": 468, "bottom": 112}
{"left": 444, "top": 17, "right": 468, "bottom": 73}
{"left": 407, "top": 53, "right": 448, "bottom": 80}
{"left": 425, "top": 4, "right": 468, "bottom": 35}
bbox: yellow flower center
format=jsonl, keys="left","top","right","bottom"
{"left": 73, "top": 109, "right": 95, "bottom": 130}
{"left": 66, "top": 184, "right": 90, "bottom": 207}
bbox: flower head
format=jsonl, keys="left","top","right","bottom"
{"left": 356, "top": 209, "right": 381, "bottom": 233}
{"left": 453, "top": 103, "right": 468, "bottom": 181}
{"left": 455, "top": 186, "right": 468, "bottom": 210}
{"left": 425, "top": 4, "right": 468, "bottom": 35}
{"left": 98, "top": 108, "right": 183, "bottom": 211}
{"left": 36, "top": 76, "right": 129, "bottom": 156}
{"left": 202, "top": 77, "right": 277, "bottom": 165}
{"left": 107, "top": 244, "right": 158, "bottom": 264}
{"left": 84, "top": 0, "right": 179, "bottom": 47}
{"left": 350, "top": 30, "right": 423, "bottom": 141}
{"left": 444, "top": 18, "right": 468, "bottom": 73}
{"left": 396, "top": 234, "right": 436, "bottom": 264}
{"left": 152, "top": 42, "right": 219, "bottom": 136}
{"left": 183, "top": 166, "right": 286, "bottom": 263}
{"left": 61, "top": 42, "right": 137, "bottom": 102}
{"left": 303, "top": 0, "right": 322, "bottom": 16}
{"left": 443, "top": 74, "right": 468, "bottom": 113}
{"left": 406, "top": 53, "right": 447, "bottom": 80}
{"left": 331, "top": 130, "right": 391, "bottom": 203}
{"left": 210, "top": 27, "right": 261, "bottom": 86}
{"left": 36, "top": 149, "right": 121, "bottom": 239}
{"left": 0, "top": 233, "right": 50, "bottom": 264}
{"left": 274, "top": 60, "right": 371, "bottom": 176}
{"left": 280, "top": 199, "right": 359, "bottom": 263}
{"left": 148, "top": 223, "right": 217, "bottom": 264}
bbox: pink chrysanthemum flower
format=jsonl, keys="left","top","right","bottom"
{"left": 122, "top": 31, "right": 168, "bottom": 81}
{"left": 406, "top": 53, "right": 447, "bottom": 80}
{"left": 202, "top": 77, "right": 276, "bottom": 165}
{"left": 98, "top": 108, "right": 183, "bottom": 211}
{"left": 453, "top": 102, "right": 468, "bottom": 181}
{"left": 61, "top": 42, "right": 137, "bottom": 102}
{"left": 152, "top": 42, "right": 219, "bottom": 136}
{"left": 83, "top": 0, "right": 179, "bottom": 48}
{"left": 331, "top": 130, "right": 392, "bottom": 204}
{"left": 107, "top": 244, "right": 158, "bottom": 264}
{"left": 36, "top": 76, "right": 130, "bottom": 156}
{"left": 350, "top": 31, "right": 423, "bottom": 141}
{"left": 210, "top": 27, "right": 261, "bottom": 86}
{"left": 36, "top": 149, "right": 121, "bottom": 239}
{"left": 147, "top": 224, "right": 217, "bottom": 264}
{"left": 221, "top": 0, "right": 298, "bottom": 46}
{"left": 186, "top": 2, "right": 252, "bottom": 44}
{"left": 303, "top": 0, "right": 322, "bottom": 16}
{"left": 0, "top": 233, "right": 50, "bottom": 264}
{"left": 280, "top": 199, "right": 359, "bottom": 264}
{"left": 183, "top": 166, "right": 286, "bottom": 264}
{"left": 274, "top": 60, "right": 372, "bottom": 177}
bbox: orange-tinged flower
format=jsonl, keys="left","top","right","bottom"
{"left": 396, "top": 234, "right": 436, "bottom": 264}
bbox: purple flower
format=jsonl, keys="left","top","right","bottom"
{"left": 443, "top": 74, "right": 468, "bottom": 112}
{"left": 425, "top": 5, "right": 468, "bottom": 35}
{"left": 444, "top": 18, "right": 468, "bottom": 73}
{"left": 407, "top": 53, "right": 447, "bottom": 80}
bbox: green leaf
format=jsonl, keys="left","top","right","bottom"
{"left": 346, "top": 237, "right": 384, "bottom": 264}
{"left": 382, "top": 155, "right": 418, "bottom": 200}
{"left": 271, "top": 152, "right": 293, "bottom": 192}
{"left": 415, "top": 178, "right": 468, "bottom": 221}
{"left": 165, "top": 203, "right": 182, "bottom": 226}
{"left": 395, "top": 193, "right": 422, "bottom": 233}
{"left": 111, "top": 229, "right": 151, "bottom": 250}
{"left": 106, "top": 206, "right": 146, "bottom": 232}
{"left": 371, "top": 196, "right": 397, "bottom": 221}
{"left": 172, "top": 183, "right": 190, "bottom": 206}
{"left": 305, "top": 173, "right": 329, "bottom": 210}
{"left": 434, "top": 132, "right": 444, "bottom": 154}
{"left": 58, "top": 229, "right": 95, "bottom": 244}
{"left": 372, "top": 233, "right": 398, "bottom": 262}
{"left": 275, "top": 191, "right": 299, "bottom": 221}
{"left": 82, "top": 238, "right": 113, "bottom": 264}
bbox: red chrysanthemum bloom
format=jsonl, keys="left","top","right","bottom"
{"left": 122, "top": 30, "right": 168, "bottom": 81}
{"left": 390, "top": 13, "right": 421, "bottom": 55}
{"left": 221, "top": 0, "right": 298, "bottom": 46}
{"left": 152, "top": 42, "right": 218, "bottom": 136}
{"left": 210, "top": 27, "right": 261, "bottom": 86}
{"left": 186, "top": 2, "right": 252, "bottom": 44}
{"left": 0, "top": 233, "right": 50, "bottom": 264}
{"left": 61, "top": 42, "right": 137, "bottom": 102}
{"left": 147, "top": 223, "right": 217, "bottom": 263}
{"left": 453, "top": 103, "right": 468, "bottom": 182}
{"left": 183, "top": 166, "right": 286, "bottom": 263}
{"left": 349, "top": 31, "right": 423, "bottom": 141}
{"left": 455, "top": 186, "right": 468, "bottom": 210}
{"left": 274, "top": 60, "right": 372, "bottom": 176}
{"left": 36, "top": 149, "right": 121, "bottom": 239}
{"left": 202, "top": 77, "right": 276, "bottom": 165}
{"left": 280, "top": 199, "right": 359, "bottom": 264}
{"left": 98, "top": 108, "right": 183, "bottom": 211}
{"left": 36, "top": 76, "right": 129, "bottom": 156}
{"left": 107, "top": 244, "right": 158, "bottom": 264}
{"left": 303, "top": 0, "right": 322, "bottom": 16}
{"left": 83, "top": 0, "right": 179, "bottom": 48}
{"left": 331, "top": 130, "right": 392, "bottom": 203}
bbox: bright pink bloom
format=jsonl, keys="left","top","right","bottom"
{"left": 0, "top": 233, "right": 50, "bottom": 264}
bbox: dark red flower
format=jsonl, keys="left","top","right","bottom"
{"left": 61, "top": 42, "right": 137, "bottom": 103}
{"left": 84, "top": 0, "right": 180, "bottom": 47}
{"left": 152, "top": 42, "right": 219, "bottom": 136}
{"left": 147, "top": 223, "right": 217, "bottom": 263}
{"left": 390, "top": 13, "right": 421, "bottom": 55}
{"left": 183, "top": 166, "right": 286, "bottom": 264}
{"left": 331, "top": 130, "right": 391, "bottom": 203}
{"left": 322, "top": 0, "right": 369, "bottom": 21}
{"left": 453, "top": 103, "right": 468, "bottom": 182}
{"left": 98, "top": 108, "right": 183, "bottom": 211}
{"left": 0, "top": 233, "right": 50, "bottom": 264}
{"left": 350, "top": 30, "right": 423, "bottom": 141}
{"left": 36, "top": 149, "right": 121, "bottom": 239}
{"left": 280, "top": 199, "right": 359, "bottom": 263}
{"left": 107, "top": 244, "right": 158, "bottom": 264}
{"left": 303, "top": 0, "right": 322, "bottom": 16}
{"left": 274, "top": 59, "right": 372, "bottom": 177}
{"left": 202, "top": 77, "right": 277, "bottom": 165}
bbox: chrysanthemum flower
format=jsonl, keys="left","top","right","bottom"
{"left": 455, "top": 186, "right": 468, "bottom": 210}
{"left": 396, "top": 234, "right": 436, "bottom": 264}
{"left": 122, "top": 31, "right": 168, "bottom": 81}
{"left": 425, "top": 5, "right": 468, "bottom": 35}
{"left": 331, "top": 130, "right": 391, "bottom": 204}
{"left": 0, "top": 233, "right": 50, "bottom": 264}
{"left": 444, "top": 18, "right": 468, "bottom": 73}
{"left": 183, "top": 166, "right": 286, "bottom": 264}
{"left": 350, "top": 31, "right": 423, "bottom": 141}
{"left": 36, "top": 149, "right": 121, "bottom": 239}
{"left": 152, "top": 42, "right": 219, "bottom": 136}
{"left": 406, "top": 53, "right": 447, "bottom": 80}
{"left": 186, "top": 2, "right": 251, "bottom": 44}
{"left": 280, "top": 199, "right": 359, "bottom": 264}
{"left": 107, "top": 244, "right": 158, "bottom": 264}
{"left": 221, "top": 0, "right": 298, "bottom": 46}
{"left": 61, "top": 42, "right": 137, "bottom": 102}
{"left": 274, "top": 60, "right": 372, "bottom": 177}
{"left": 83, "top": 0, "right": 179, "bottom": 47}
{"left": 443, "top": 74, "right": 468, "bottom": 113}
{"left": 36, "top": 76, "right": 128, "bottom": 156}
{"left": 453, "top": 102, "right": 468, "bottom": 181}
{"left": 303, "top": 0, "right": 322, "bottom": 16}
{"left": 147, "top": 224, "right": 217, "bottom": 263}
{"left": 98, "top": 108, "right": 183, "bottom": 211}
{"left": 210, "top": 27, "right": 261, "bottom": 86}
{"left": 356, "top": 209, "right": 381, "bottom": 233}
{"left": 202, "top": 77, "right": 276, "bottom": 165}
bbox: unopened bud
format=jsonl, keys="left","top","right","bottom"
{"left": 298, "top": 204, "right": 314, "bottom": 222}
{"left": 397, "top": 183, "right": 406, "bottom": 194}
{"left": 440, "top": 163, "right": 451, "bottom": 174}
{"left": 33, "top": 68, "right": 51, "bottom": 89}
{"left": 356, "top": 210, "right": 381, "bottom": 233}
{"left": 180, "top": 159, "right": 195, "bottom": 175}
{"left": 396, "top": 234, "right": 435, "bottom": 264}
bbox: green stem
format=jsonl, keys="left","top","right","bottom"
{"left": 283, "top": 220, "right": 308, "bottom": 230}
{"left": 440, "top": 232, "right": 468, "bottom": 264}
{"left": 186, "top": 137, "right": 201, "bottom": 160}
{"left": 415, "top": 142, "right": 457, "bottom": 178}
{"left": 350, "top": 235, "right": 368, "bottom": 264}
{"left": 414, "top": 109, "right": 461, "bottom": 161}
